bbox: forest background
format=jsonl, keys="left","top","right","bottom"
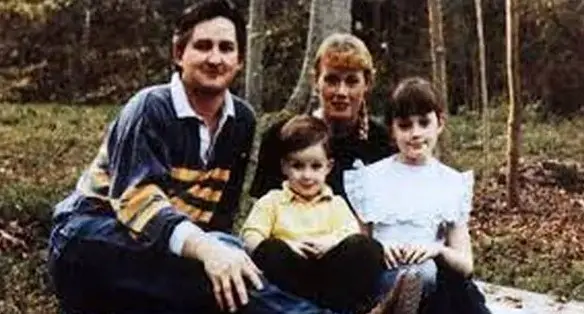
{"left": 0, "top": 0, "right": 583, "bottom": 313}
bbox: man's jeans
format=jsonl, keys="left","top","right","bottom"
{"left": 48, "top": 213, "right": 341, "bottom": 314}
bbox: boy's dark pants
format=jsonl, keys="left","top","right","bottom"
{"left": 251, "top": 234, "right": 385, "bottom": 312}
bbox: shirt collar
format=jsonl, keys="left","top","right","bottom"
{"left": 281, "top": 181, "right": 333, "bottom": 204}
{"left": 170, "top": 72, "right": 235, "bottom": 120}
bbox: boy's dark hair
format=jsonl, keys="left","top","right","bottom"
{"left": 173, "top": 0, "right": 246, "bottom": 60}
{"left": 280, "top": 115, "right": 332, "bottom": 160}
{"left": 385, "top": 77, "right": 444, "bottom": 125}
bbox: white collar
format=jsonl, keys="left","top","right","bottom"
{"left": 170, "top": 72, "right": 235, "bottom": 120}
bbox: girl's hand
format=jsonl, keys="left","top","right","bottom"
{"left": 384, "top": 245, "right": 404, "bottom": 269}
{"left": 283, "top": 240, "right": 319, "bottom": 258}
{"left": 399, "top": 244, "right": 443, "bottom": 265}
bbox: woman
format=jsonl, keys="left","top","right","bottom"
{"left": 250, "top": 33, "right": 395, "bottom": 204}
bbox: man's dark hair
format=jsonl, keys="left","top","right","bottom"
{"left": 280, "top": 115, "right": 332, "bottom": 160}
{"left": 173, "top": 0, "right": 246, "bottom": 60}
{"left": 385, "top": 77, "right": 445, "bottom": 125}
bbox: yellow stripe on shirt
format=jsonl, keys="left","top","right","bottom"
{"left": 171, "top": 167, "right": 231, "bottom": 183}
{"left": 187, "top": 185, "right": 223, "bottom": 203}
{"left": 118, "top": 185, "right": 166, "bottom": 224}
{"left": 170, "top": 196, "right": 214, "bottom": 223}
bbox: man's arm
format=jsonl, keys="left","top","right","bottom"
{"left": 105, "top": 94, "right": 187, "bottom": 249}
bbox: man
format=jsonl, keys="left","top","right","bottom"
{"left": 48, "top": 1, "right": 262, "bottom": 313}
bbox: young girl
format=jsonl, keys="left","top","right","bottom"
{"left": 345, "top": 77, "right": 480, "bottom": 313}
{"left": 240, "top": 115, "right": 386, "bottom": 313}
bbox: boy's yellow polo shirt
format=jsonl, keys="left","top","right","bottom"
{"left": 240, "top": 182, "right": 360, "bottom": 244}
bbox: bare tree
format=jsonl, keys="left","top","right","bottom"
{"left": 70, "top": 0, "right": 93, "bottom": 102}
{"left": 505, "top": 0, "right": 521, "bottom": 208}
{"left": 236, "top": 0, "right": 353, "bottom": 231}
{"left": 428, "top": 0, "right": 447, "bottom": 106}
{"left": 428, "top": 0, "right": 449, "bottom": 160}
{"left": 245, "top": 0, "right": 265, "bottom": 115}
{"left": 284, "top": 0, "right": 352, "bottom": 113}
{"left": 474, "top": 0, "right": 490, "bottom": 164}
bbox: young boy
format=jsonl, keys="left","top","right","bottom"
{"left": 240, "top": 115, "right": 385, "bottom": 313}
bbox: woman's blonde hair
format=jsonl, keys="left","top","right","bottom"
{"left": 312, "top": 33, "right": 375, "bottom": 140}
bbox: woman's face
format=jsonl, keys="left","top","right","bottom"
{"left": 315, "top": 64, "right": 369, "bottom": 124}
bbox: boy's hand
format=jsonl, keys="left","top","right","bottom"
{"left": 283, "top": 239, "right": 320, "bottom": 258}
{"left": 302, "top": 235, "right": 338, "bottom": 258}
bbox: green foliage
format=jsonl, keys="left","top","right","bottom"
{"left": 1, "top": 0, "right": 583, "bottom": 115}
{"left": 447, "top": 103, "right": 584, "bottom": 177}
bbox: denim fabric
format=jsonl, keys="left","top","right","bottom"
{"left": 48, "top": 213, "right": 341, "bottom": 314}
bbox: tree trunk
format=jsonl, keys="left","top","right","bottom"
{"left": 70, "top": 0, "right": 92, "bottom": 102}
{"left": 137, "top": 0, "right": 149, "bottom": 86}
{"left": 428, "top": 0, "right": 447, "bottom": 107}
{"left": 428, "top": 0, "right": 449, "bottom": 160}
{"left": 474, "top": 0, "right": 490, "bottom": 166}
{"left": 245, "top": 0, "right": 265, "bottom": 115}
{"left": 284, "top": 0, "right": 352, "bottom": 113}
{"left": 236, "top": 0, "right": 353, "bottom": 232}
{"left": 505, "top": 0, "right": 521, "bottom": 208}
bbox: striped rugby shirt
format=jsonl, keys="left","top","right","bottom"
{"left": 54, "top": 75, "right": 256, "bottom": 250}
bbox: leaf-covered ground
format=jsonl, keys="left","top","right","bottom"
{"left": 471, "top": 160, "right": 584, "bottom": 301}
{"left": 0, "top": 103, "right": 583, "bottom": 313}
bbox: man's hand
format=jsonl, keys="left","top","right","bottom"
{"left": 183, "top": 235, "right": 264, "bottom": 313}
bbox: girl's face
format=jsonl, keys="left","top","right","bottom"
{"left": 281, "top": 143, "right": 332, "bottom": 199}
{"left": 315, "top": 64, "right": 369, "bottom": 125}
{"left": 391, "top": 111, "right": 444, "bottom": 165}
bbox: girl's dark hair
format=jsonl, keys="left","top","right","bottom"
{"left": 280, "top": 115, "right": 332, "bottom": 160}
{"left": 385, "top": 77, "right": 444, "bottom": 125}
{"left": 173, "top": 0, "right": 246, "bottom": 60}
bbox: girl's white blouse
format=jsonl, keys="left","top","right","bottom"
{"left": 344, "top": 155, "right": 474, "bottom": 247}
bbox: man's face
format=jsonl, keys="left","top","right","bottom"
{"left": 174, "top": 17, "right": 242, "bottom": 95}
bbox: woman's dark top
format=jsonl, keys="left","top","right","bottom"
{"left": 250, "top": 117, "right": 396, "bottom": 205}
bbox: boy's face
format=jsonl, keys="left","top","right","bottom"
{"left": 174, "top": 17, "right": 242, "bottom": 95}
{"left": 391, "top": 111, "right": 444, "bottom": 165}
{"left": 281, "top": 143, "right": 332, "bottom": 199}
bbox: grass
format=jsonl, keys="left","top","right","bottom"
{"left": 0, "top": 104, "right": 119, "bottom": 221}
{"left": 1, "top": 102, "right": 583, "bottom": 312}
{"left": 447, "top": 105, "right": 584, "bottom": 175}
